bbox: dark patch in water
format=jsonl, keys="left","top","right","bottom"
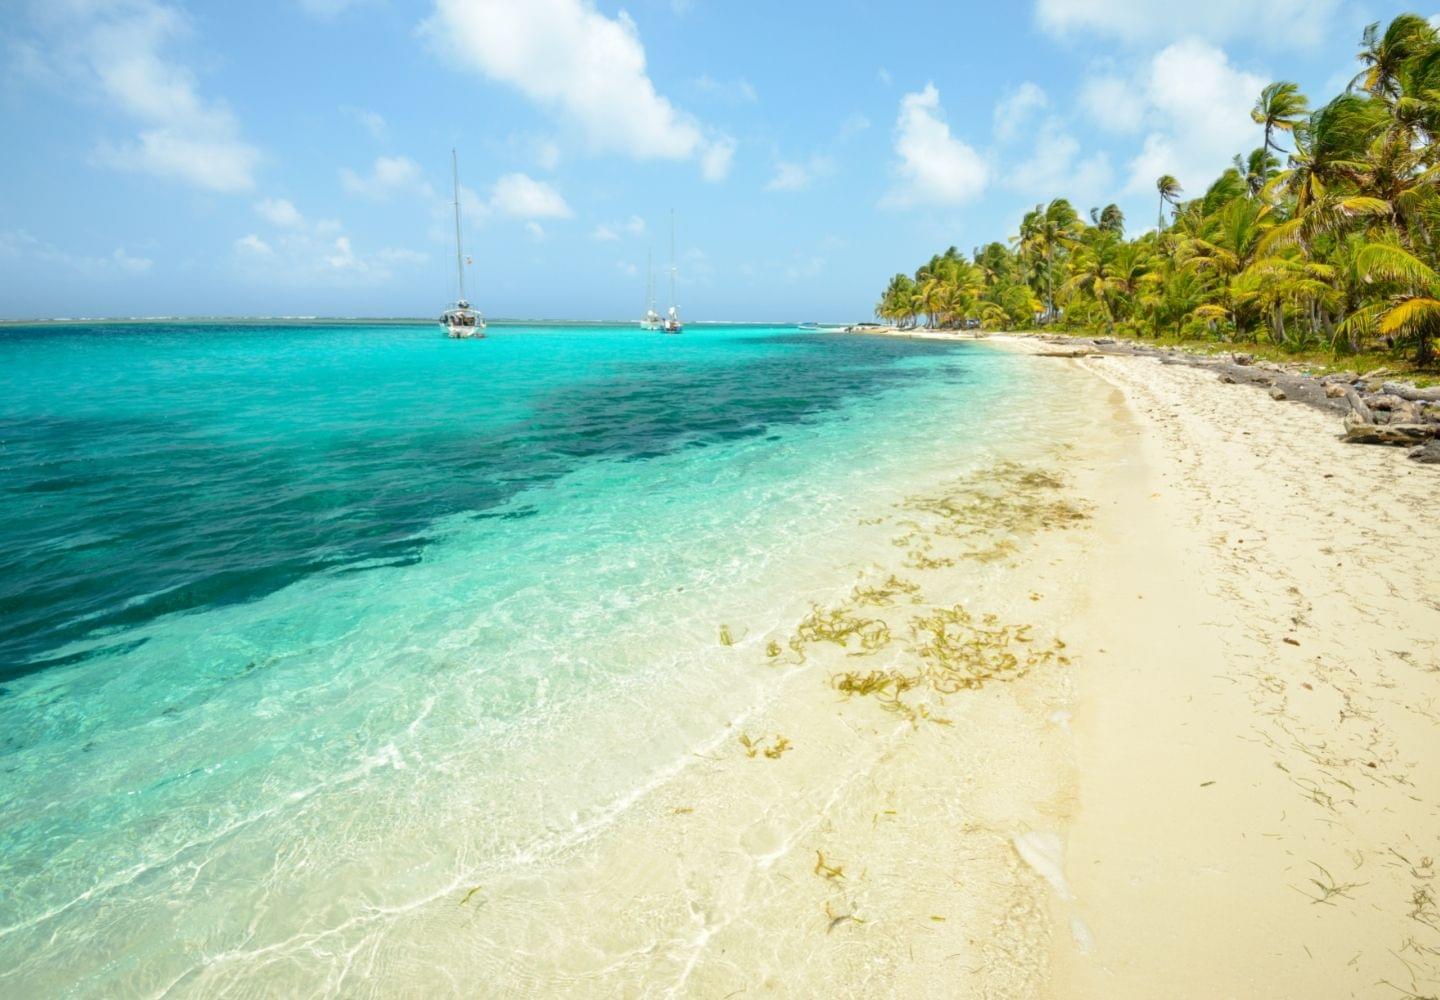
{"left": 0, "top": 324, "right": 984, "bottom": 680}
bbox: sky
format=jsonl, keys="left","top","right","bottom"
{"left": 0, "top": 0, "right": 1427, "bottom": 322}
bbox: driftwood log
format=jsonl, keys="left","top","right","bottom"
{"left": 1342, "top": 388, "right": 1374, "bottom": 424}
{"left": 1380, "top": 382, "right": 1440, "bottom": 403}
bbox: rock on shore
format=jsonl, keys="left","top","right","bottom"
{"left": 1025, "top": 334, "right": 1440, "bottom": 453}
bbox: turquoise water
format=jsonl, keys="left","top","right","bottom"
{"left": 0, "top": 322, "right": 1034, "bottom": 993}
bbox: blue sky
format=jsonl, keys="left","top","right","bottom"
{"left": 0, "top": 0, "right": 1425, "bottom": 322}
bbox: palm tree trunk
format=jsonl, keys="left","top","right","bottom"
{"left": 1045, "top": 244, "right": 1054, "bottom": 319}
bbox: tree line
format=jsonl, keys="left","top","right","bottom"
{"left": 875, "top": 14, "right": 1440, "bottom": 364}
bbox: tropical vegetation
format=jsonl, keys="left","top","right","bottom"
{"left": 874, "top": 13, "right": 1440, "bottom": 367}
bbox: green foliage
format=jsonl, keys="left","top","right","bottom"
{"left": 873, "top": 12, "right": 1440, "bottom": 365}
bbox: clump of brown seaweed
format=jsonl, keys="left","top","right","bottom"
{"left": 897, "top": 460, "right": 1090, "bottom": 565}
{"left": 850, "top": 574, "right": 922, "bottom": 608}
{"left": 814, "top": 850, "right": 846, "bottom": 880}
{"left": 739, "top": 732, "right": 793, "bottom": 759}
{"left": 829, "top": 605, "right": 1067, "bottom": 724}
{"left": 911, "top": 605, "right": 1067, "bottom": 692}
{"left": 792, "top": 603, "right": 892, "bottom": 656}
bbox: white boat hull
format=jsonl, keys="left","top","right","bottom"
{"left": 445, "top": 323, "right": 486, "bottom": 339}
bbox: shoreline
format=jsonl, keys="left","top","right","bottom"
{"left": 844, "top": 325, "right": 1440, "bottom": 463}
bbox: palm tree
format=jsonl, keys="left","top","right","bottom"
{"left": 1351, "top": 15, "right": 1438, "bottom": 101}
{"left": 1251, "top": 82, "right": 1310, "bottom": 154}
{"left": 1354, "top": 241, "right": 1440, "bottom": 363}
{"left": 1178, "top": 196, "right": 1275, "bottom": 339}
{"left": 1275, "top": 93, "right": 1387, "bottom": 213}
{"left": 1097, "top": 203, "right": 1125, "bottom": 235}
{"left": 1156, "top": 175, "right": 1182, "bottom": 232}
{"left": 1234, "top": 148, "right": 1280, "bottom": 198}
{"left": 1034, "top": 198, "right": 1081, "bottom": 321}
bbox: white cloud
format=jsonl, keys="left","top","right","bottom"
{"left": 1079, "top": 74, "right": 1147, "bottom": 133}
{"left": 110, "top": 247, "right": 153, "bottom": 272}
{"left": 590, "top": 215, "right": 646, "bottom": 241}
{"left": 339, "top": 156, "right": 430, "bottom": 199}
{"left": 766, "top": 162, "right": 811, "bottom": 192}
{"left": 1007, "top": 131, "right": 1114, "bottom": 205}
{"left": 783, "top": 255, "right": 826, "bottom": 282}
{"left": 341, "top": 105, "right": 388, "bottom": 140}
{"left": 325, "top": 236, "right": 360, "bottom": 270}
{"left": 990, "top": 83, "right": 1115, "bottom": 205}
{"left": 525, "top": 221, "right": 546, "bottom": 241}
{"left": 877, "top": 67, "right": 893, "bottom": 86}
{"left": 881, "top": 84, "right": 988, "bottom": 208}
{"left": 422, "top": 0, "right": 732, "bottom": 179}
{"left": 993, "top": 82, "right": 1048, "bottom": 144}
{"left": 231, "top": 196, "right": 425, "bottom": 281}
{"left": 1, "top": 228, "right": 154, "bottom": 274}
{"left": 235, "top": 226, "right": 425, "bottom": 282}
{"left": 692, "top": 74, "right": 757, "bottom": 104}
{"left": 765, "top": 155, "right": 835, "bottom": 193}
{"left": 699, "top": 134, "right": 736, "bottom": 182}
{"left": 234, "top": 233, "right": 273, "bottom": 256}
{"left": 535, "top": 138, "right": 561, "bottom": 170}
{"left": 19, "top": 0, "right": 260, "bottom": 192}
{"left": 489, "top": 172, "right": 572, "bottom": 218}
{"left": 1119, "top": 40, "right": 1266, "bottom": 199}
{"left": 1034, "top": 0, "right": 1342, "bottom": 49}
{"left": 838, "top": 112, "right": 871, "bottom": 141}
{"left": 254, "top": 197, "right": 304, "bottom": 227}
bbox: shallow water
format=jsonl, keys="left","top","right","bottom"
{"left": 0, "top": 322, "right": 1049, "bottom": 994}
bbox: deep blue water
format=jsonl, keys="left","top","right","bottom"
{"left": 0, "top": 322, "right": 981, "bottom": 674}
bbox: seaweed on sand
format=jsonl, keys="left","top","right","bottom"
{"left": 814, "top": 850, "right": 846, "bottom": 880}
{"left": 763, "top": 735, "right": 793, "bottom": 759}
{"left": 824, "top": 901, "right": 864, "bottom": 932}
{"left": 739, "top": 732, "right": 793, "bottom": 759}
{"left": 793, "top": 604, "right": 892, "bottom": 656}
{"left": 904, "top": 547, "right": 957, "bottom": 571}
{"left": 898, "top": 461, "right": 1090, "bottom": 561}
{"left": 850, "top": 574, "right": 923, "bottom": 607}
{"left": 910, "top": 605, "right": 1065, "bottom": 692}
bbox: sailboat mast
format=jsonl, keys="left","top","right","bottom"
{"left": 646, "top": 250, "right": 654, "bottom": 311}
{"left": 452, "top": 149, "right": 465, "bottom": 302}
{"left": 668, "top": 209, "right": 676, "bottom": 307}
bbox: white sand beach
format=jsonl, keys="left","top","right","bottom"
{"left": 1048, "top": 346, "right": 1440, "bottom": 998}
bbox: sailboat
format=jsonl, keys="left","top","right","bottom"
{"left": 662, "top": 209, "right": 683, "bottom": 334}
{"left": 440, "top": 149, "right": 484, "bottom": 339}
{"left": 640, "top": 250, "right": 662, "bottom": 330}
